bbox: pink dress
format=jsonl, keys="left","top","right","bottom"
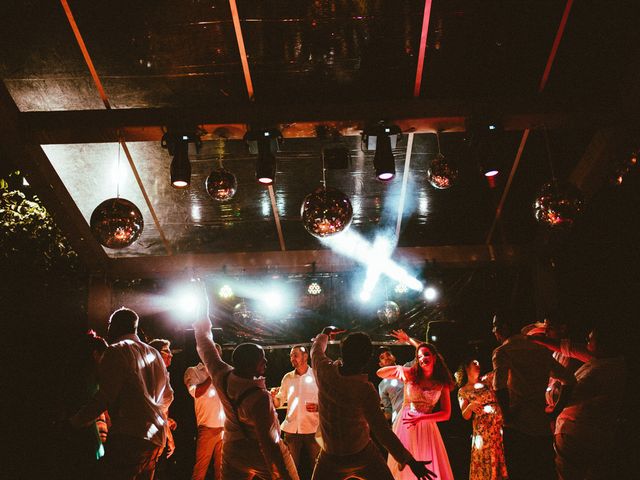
{"left": 388, "top": 381, "right": 455, "bottom": 480}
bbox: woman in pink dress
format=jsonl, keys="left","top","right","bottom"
{"left": 377, "top": 342, "right": 455, "bottom": 480}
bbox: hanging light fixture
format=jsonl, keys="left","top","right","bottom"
{"left": 90, "top": 140, "right": 144, "bottom": 249}
{"left": 206, "top": 138, "right": 237, "bottom": 201}
{"left": 162, "top": 129, "right": 202, "bottom": 189}
{"left": 245, "top": 128, "right": 281, "bottom": 185}
{"left": 362, "top": 124, "right": 402, "bottom": 181}
{"left": 466, "top": 117, "right": 504, "bottom": 184}
{"left": 301, "top": 138, "right": 353, "bottom": 238}
{"left": 533, "top": 127, "right": 584, "bottom": 227}
{"left": 427, "top": 131, "right": 458, "bottom": 189}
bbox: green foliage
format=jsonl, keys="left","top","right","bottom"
{"left": 0, "top": 171, "right": 79, "bottom": 273}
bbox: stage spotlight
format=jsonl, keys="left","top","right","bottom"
{"left": 362, "top": 124, "right": 402, "bottom": 181}
{"left": 261, "top": 290, "right": 284, "bottom": 312}
{"left": 307, "top": 282, "right": 322, "bottom": 295}
{"left": 466, "top": 117, "right": 505, "bottom": 182}
{"left": 177, "top": 292, "right": 199, "bottom": 313}
{"left": 170, "top": 137, "right": 191, "bottom": 188}
{"left": 219, "top": 285, "right": 234, "bottom": 299}
{"left": 245, "top": 129, "right": 282, "bottom": 185}
{"left": 162, "top": 131, "right": 202, "bottom": 189}
{"left": 423, "top": 286, "right": 438, "bottom": 302}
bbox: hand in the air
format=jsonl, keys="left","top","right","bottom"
{"left": 390, "top": 329, "right": 410, "bottom": 343}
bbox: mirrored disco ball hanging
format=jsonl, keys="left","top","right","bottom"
{"left": 232, "top": 301, "right": 253, "bottom": 324}
{"left": 533, "top": 181, "right": 584, "bottom": 227}
{"left": 427, "top": 153, "right": 458, "bottom": 189}
{"left": 301, "top": 186, "right": 353, "bottom": 238}
{"left": 90, "top": 198, "right": 144, "bottom": 248}
{"left": 377, "top": 301, "right": 400, "bottom": 324}
{"left": 205, "top": 168, "right": 237, "bottom": 202}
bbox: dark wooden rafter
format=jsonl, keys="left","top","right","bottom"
{"left": 22, "top": 97, "right": 597, "bottom": 145}
{"left": 108, "top": 245, "right": 524, "bottom": 280}
{"left": 0, "top": 82, "right": 109, "bottom": 271}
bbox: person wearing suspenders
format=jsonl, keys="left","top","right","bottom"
{"left": 192, "top": 283, "right": 299, "bottom": 480}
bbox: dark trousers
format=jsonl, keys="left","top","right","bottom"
{"left": 98, "top": 434, "right": 163, "bottom": 480}
{"left": 503, "top": 427, "right": 556, "bottom": 480}
{"left": 311, "top": 441, "right": 394, "bottom": 480}
{"left": 283, "top": 431, "right": 321, "bottom": 473}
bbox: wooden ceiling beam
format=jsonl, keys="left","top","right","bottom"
{"left": 0, "top": 82, "right": 109, "bottom": 272}
{"left": 107, "top": 244, "right": 524, "bottom": 279}
{"left": 22, "top": 98, "right": 599, "bottom": 145}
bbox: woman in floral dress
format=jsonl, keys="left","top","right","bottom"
{"left": 456, "top": 359, "right": 508, "bottom": 480}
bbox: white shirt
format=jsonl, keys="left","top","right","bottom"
{"left": 74, "top": 334, "right": 174, "bottom": 447}
{"left": 184, "top": 363, "right": 225, "bottom": 428}
{"left": 276, "top": 366, "right": 319, "bottom": 434}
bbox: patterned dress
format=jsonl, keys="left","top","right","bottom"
{"left": 388, "top": 380, "right": 454, "bottom": 480}
{"left": 458, "top": 382, "right": 508, "bottom": 480}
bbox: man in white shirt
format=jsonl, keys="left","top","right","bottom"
{"left": 184, "top": 345, "right": 225, "bottom": 480}
{"left": 71, "top": 307, "right": 174, "bottom": 479}
{"left": 271, "top": 346, "right": 321, "bottom": 473}
{"left": 377, "top": 348, "right": 404, "bottom": 423}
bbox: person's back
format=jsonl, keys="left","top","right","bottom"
{"left": 106, "top": 337, "right": 172, "bottom": 443}
{"left": 493, "top": 334, "right": 556, "bottom": 435}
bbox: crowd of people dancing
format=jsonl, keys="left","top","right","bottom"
{"left": 64, "top": 287, "right": 626, "bottom": 480}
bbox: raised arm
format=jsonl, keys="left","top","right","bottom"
{"left": 390, "top": 329, "right": 421, "bottom": 349}
{"left": 377, "top": 365, "right": 410, "bottom": 380}
{"left": 192, "top": 285, "right": 228, "bottom": 377}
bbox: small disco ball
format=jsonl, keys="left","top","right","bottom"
{"left": 533, "top": 181, "right": 584, "bottom": 227}
{"left": 427, "top": 153, "right": 458, "bottom": 189}
{"left": 205, "top": 168, "right": 237, "bottom": 201}
{"left": 90, "top": 198, "right": 143, "bottom": 249}
{"left": 232, "top": 301, "right": 253, "bottom": 323}
{"left": 301, "top": 186, "right": 353, "bottom": 238}
{"left": 377, "top": 300, "right": 400, "bottom": 325}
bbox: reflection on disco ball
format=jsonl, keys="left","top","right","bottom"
{"left": 377, "top": 301, "right": 400, "bottom": 325}
{"left": 301, "top": 186, "right": 353, "bottom": 238}
{"left": 205, "top": 168, "right": 237, "bottom": 201}
{"left": 232, "top": 301, "right": 253, "bottom": 323}
{"left": 427, "top": 153, "right": 458, "bottom": 189}
{"left": 90, "top": 198, "right": 143, "bottom": 249}
{"left": 533, "top": 181, "right": 584, "bottom": 227}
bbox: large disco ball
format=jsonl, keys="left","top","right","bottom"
{"left": 377, "top": 301, "right": 400, "bottom": 324}
{"left": 533, "top": 181, "right": 584, "bottom": 227}
{"left": 427, "top": 153, "right": 458, "bottom": 189}
{"left": 90, "top": 198, "right": 143, "bottom": 249}
{"left": 301, "top": 186, "right": 353, "bottom": 238}
{"left": 233, "top": 301, "right": 253, "bottom": 324}
{"left": 205, "top": 168, "right": 237, "bottom": 201}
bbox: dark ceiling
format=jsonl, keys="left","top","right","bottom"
{"left": 1, "top": 0, "right": 639, "bottom": 271}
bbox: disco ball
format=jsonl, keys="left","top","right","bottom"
{"left": 205, "top": 168, "right": 237, "bottom": 201}
{"left": 233, "top": 301, "right": 253, "bottom": 323}
{"left": 377, "top": 301, "right": 400, "bottom": 325}
{"left": 533, "top": 181, "right": 584, "bottom": 227}
{"left": 427, "top": 153, "right": 458, "bottom": 189}
{"left": 301, "top": 186, "right": 353, "bottom": 238}
{"left": 90, "top": 198, "right": 143, "bottom": 249}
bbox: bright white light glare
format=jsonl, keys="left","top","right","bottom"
{"left": 261, "top": 290, "right": 283, "bottom": 311}
{"left": 307, "top": 282, "right": 322, "bottom": 295}
{"left": 394, "top": 283, "right": 408, "bottom": 294}
{"left": 431, "top": 335, "right": 437, "bottom": 342}
{"left": 423, "top": 287, "right": 438, "bottom": 301}
{"left": 322, "top": 231, "right": 423, "bottom": 300}
{"left": 22, "top": 177, "right": 29, "bottom": 186}
{"left": 111, "top": 160, "right": 129, "bottom": 184}
{"left": 191, "top": 205, "right": 202, "bottom": 221}
{"left": 378, "top": 172, "right": 394, "bottom": 181}
{"left": 219, "top": 285, "right": 233, "bottom": 298}
{"left": 483, "top": 405, "right": 495, "bottom": 414}
{"left": 488, "top": 125, "right": 496, "bottom": 130}
{"left": 177, "top": 293, "right": 199, "bottom": 313}
{"left": 261, "top": 197, "right": 271, "bottom": 217}
{"left": 484, "top": 169, "right": 499, "bottom": 177}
